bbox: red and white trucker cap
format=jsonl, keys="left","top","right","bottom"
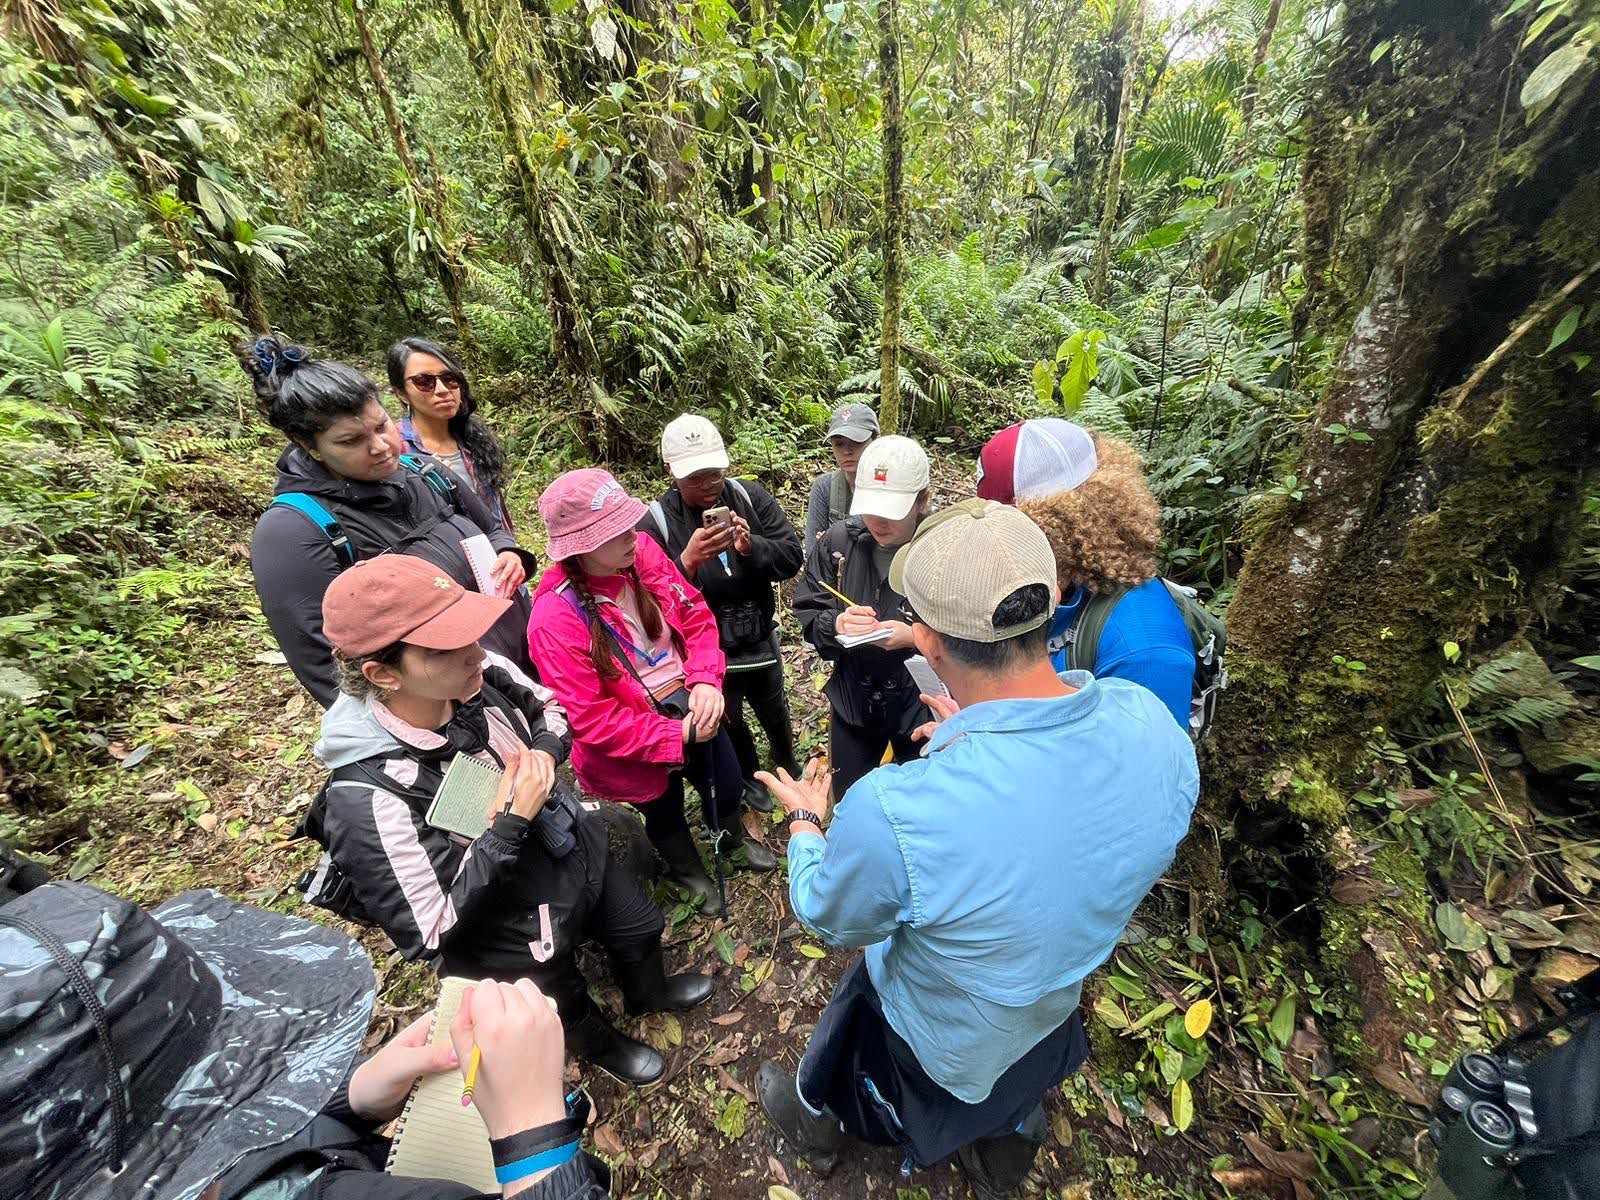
{"left": 975, "top": 419, "right": 1099, "bottom": 505}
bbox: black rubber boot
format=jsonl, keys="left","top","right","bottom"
{"left": 568, "top": 1011, "right": 665, "bottom": 1087}
{"left": 615, "top": 944, "right": 716, "bottom": 1015}
{"left": 723, "top": 821, "right": 779, "bottom": 871}
{"left": 758, "top": 1061, "right": 842, "bottom": 1173}
{"left": 655, "top": 829, "right": 725, "bottom": 916}
{"left": 742, "top": 778, "right": 776, "bottom": 813}
{"left": 954, "top": 1102, "right": 1045, "bottom": 1200}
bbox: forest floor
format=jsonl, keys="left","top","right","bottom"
{"left": 17, "top": 434, "right": 1600, "bottom": 1200}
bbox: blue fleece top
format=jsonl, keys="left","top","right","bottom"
{"left": 1047, "top": 577, "right": 1194, "bottom": 730}
{"left": 787, "top": 672, "right": 1200, "bottom": 1103}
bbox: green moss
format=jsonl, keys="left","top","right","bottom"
{"left": 1281, "top": 759, "right": 1346, "bottom": 824}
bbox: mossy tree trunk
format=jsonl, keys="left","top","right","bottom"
{"left": 349, "top": 0, "right": 478, "bottom": 360}
{"left": 876, "top": 0, "right": 905, "bottom": 435}
{"left": 443, "top": 0, "right": 602, "bottom": 400}
{"left": 1209, "top": 0, "right": 1600, "bottom": 1062}
{"left": 1089, "top": 0, "right": 1146, "bottom": 303}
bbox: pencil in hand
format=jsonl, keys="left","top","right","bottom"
{"left": 461, "top": 1044, "right": 481, "bottom": 1108}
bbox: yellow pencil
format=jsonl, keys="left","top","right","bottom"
{"left": 461, "top": 1044, "right": 481, "bottom": 1108}
{"left": 817, "top": 579, "right": 861, "bottom": 609}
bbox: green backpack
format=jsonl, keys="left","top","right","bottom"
{"left": 1064, "top": 579, "right": 1228, "bottom": 741}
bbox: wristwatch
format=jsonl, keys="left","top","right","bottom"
{"left": 787, "top": 808, "right": 825, "bottom": 831}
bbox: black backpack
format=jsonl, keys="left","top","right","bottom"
{"left": 0, "top": 841, "right": 51, "bottom": 907}
{"left": 1064, "top": 579, "right": 1228, "bottom": 741}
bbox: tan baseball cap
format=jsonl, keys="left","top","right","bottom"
{"left": 661, "top": 413, "right": 730, "bottom": 479}
{"left": 850, "top": 435, "right": 930, "bottom": 521}
{"left": 889, "top": 498, "right": 1056, "bottom": 642}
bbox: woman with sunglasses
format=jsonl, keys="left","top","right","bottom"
{"left": 388, "top": 337, "right": 514, "bottom": 533}
{"left": 248, "top": 336, "right": 536, "bottom": 708}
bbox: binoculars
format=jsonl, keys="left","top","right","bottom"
{"left": 1426, "top": 1051, "right": 1537, "bottom": 1200}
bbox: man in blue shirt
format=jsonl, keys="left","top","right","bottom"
{"left": 755, "top": 499, "right": 1199, "bottom": 1198}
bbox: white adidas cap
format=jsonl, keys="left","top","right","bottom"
{"left": 661, "top": 413, "right": 730, "bottom": 479}
{"left": 850, "top": 435, "right": 930, "bottom": 521}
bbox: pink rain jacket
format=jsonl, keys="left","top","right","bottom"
{"left": 527, "top": 533, "right": 726, "bottom": 804}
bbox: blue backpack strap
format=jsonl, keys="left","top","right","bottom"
{"left": 400, "top": 453, "right": 461, "bottom": 508}
{"left": 270, "top": 493, "right": 356, "bottom": 566}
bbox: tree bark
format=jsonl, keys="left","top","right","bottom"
{"left": 877, "top": 0, "right": 906, "bottom": 434}
{"left": 1089, "top": 0, "right": 1148, "bottom": 302}
{"left": 349, "top": 0, "right": 477, "bottom": 358}
{"left": 442, "top": 0, "right": 601, "bottom": 400}
{"left": 1208, "top": 0, "right": 1600, "bottom": 1062}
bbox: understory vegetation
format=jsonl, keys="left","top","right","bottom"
{"left": 1, "top": 0, "right": 1598, "bottom": 1195}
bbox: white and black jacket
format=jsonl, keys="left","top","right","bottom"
{"left": 306, "top": 655, "right": 608, "bottom": 979}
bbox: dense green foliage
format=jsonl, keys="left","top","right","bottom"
{"left": 2, "top": 0, "right": 1599, "bottom": 1193}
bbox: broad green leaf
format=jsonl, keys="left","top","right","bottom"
{"left": 714, "top": 930, "right": 736, "bottom": 965}
{"left": 1171, "top": 1078, "right": 1195, "bottom": 1131}
{"left": 1268, "top": 994, "right": 1296, "bottom": 1046}
{"left": 0, "top": 665, "right": 44, "bottom": 703}
{"left": 1093, "top": 995, "right": 1129, "bottom": 1029}
{"left": 1031, "top": 360, "right": 1055, "bottom": 405}
{"left": 1058, "top": 330, "right": 1103, "bottom": 415}
{"left": 1370, "top": 39, "right": 1392, "bottom": 64}
{"left": 1107, "top": 974, "right": 1146, "bottom": 1000}
{"left": 1544, "top": 304, "right": 1582, "bottom": 353}
{"left": 798, "top": 943, "right": 826, "bottom": 958}
{"left": 1184, "top": 997, "right": 1214, "bottom": 1040}
{"left": 1128, "top": 1000, "right": 1176, "bottom": 1034}
{"left": 715, "top": 1093, "right": 747, "bottom": 1139}
{"left": 1572, "top": 655, "right": 1600, "bottom": 669}
{"left": 1443, "top": 641, "right": 1461, "bottom": 662}
{"left": 1436, "top": 901, "right": 1489, "bottom": 952}
{"left": 1159, "top": 1046, "right": 1186, "bottom": 1087}
{"left": 1133, "top": 221, "right": 1191, "bottom": 251}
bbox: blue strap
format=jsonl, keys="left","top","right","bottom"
{"left": 493, "top": 1139, "right": 581, "bottom": 1184}
{"left": 269, "top": 493, "right": 355, "bottom": 566}
{"left": 399, "top": 453, "right": 459, "bottom": 504}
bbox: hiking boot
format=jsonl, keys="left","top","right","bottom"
{"left": 568, "top": 1011, "right": 665, "bottom": 1087}
{"left": 955, "top": 1104, "right": 1045, "bottom": 1200}
{"left": 743, "top": 778, "right": 776, "bottom": 814}
{"left": 757, "top": 1060, "right": 841, "bottom": 1174}
{"left": 655, "top": 829, "right": 725, "bottom": 917}
{"left": 723, "top": 822, "right": 778, "bottom": 872}
{"left": 614, "top": 944, "right": 716, "bottom": 1015}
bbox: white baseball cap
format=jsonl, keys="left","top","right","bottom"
{"left": 850, "top": 435, "right": 930, "bottom": 521}
{"left": 661, "top": 413, "right": 730, "bottom": 479}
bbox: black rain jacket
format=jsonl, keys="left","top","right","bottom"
{"left": 793, "top": 517, "right": 930, "bottom": 735}
{"left": 251, "top": 447, "right": 537, "bottom": 707}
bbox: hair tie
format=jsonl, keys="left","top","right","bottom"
{"left": 251, "top": 338, "right": 308, "bottom": 379}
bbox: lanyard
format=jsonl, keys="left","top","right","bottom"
{"left": 559, "top": 587, "right": 669, "bottom": 666}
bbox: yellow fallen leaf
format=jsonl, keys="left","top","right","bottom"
{"left": 769, "top": 1187, "right": 804, "bottom": 1200}
{"left": 1184, "top": 997, "right": 1214, "bottom": 1040}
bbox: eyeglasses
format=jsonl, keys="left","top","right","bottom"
{"left": 407, "top": 372, "right": 464, "bottom": 395}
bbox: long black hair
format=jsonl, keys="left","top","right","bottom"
{"left": 385, "top": 337, "right": 507, "bottom": 496}
{"left": 242, "top": 336, "right": 379, "bottom": 445}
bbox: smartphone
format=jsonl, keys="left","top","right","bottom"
{"left": 703, "top": 505, "right": 732, "bottom": 531}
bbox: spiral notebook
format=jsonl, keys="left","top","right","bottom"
{"left": 425, "top": 754, "right": 504, "bottom": 839}
{"left": 385, "top": 976, "right": 498, "bottom": 1189}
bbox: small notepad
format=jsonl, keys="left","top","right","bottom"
{"left": 386, "top": 976, "right": 497, "bottom": 1189}
{"left": 460, "top": 533, "right": 502, "bottom": 598}
{"left": 904, "top": 655, "right": 951, "bottom": 700}
{"left": 836, "top": 627, "right": 893, "bottom": 648}
{"left": 425, "top": 754, "right": 504, "bottom": 839}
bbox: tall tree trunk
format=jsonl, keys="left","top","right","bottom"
{"left": 442, "top": 0, "right": 601, "bottom": 401}
{"left": 1200, "top": 0, "right": 1283, "bottom": 286}
{"left": 877, "top": 0, "right": 905, "bottom": 434}
{"left": 348, "top": 0, "right": 477, "bottom": 357}
{"left": 1209, "top": 0, "right": 1600, "bottom": 1069}
{"left": 1089, "top": 0, "right": 1147, "bottom": 302}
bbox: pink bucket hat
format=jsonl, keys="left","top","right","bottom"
{"left": 539, "top": 467, "right": 647, "bottom": 561}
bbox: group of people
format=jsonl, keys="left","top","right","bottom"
{"left": 0, "top": 334, "right": 1204, "bottom": 1200}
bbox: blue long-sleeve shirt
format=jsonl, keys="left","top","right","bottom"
{"left": 1046, "top": 578, "right": 1193, "bottom": 729}
{"left": 787, "top": 672, "right": 1199, "bottom": 1103}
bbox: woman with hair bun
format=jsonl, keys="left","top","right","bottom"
{"left": 246, "top": 336, "right": 537, "bottom": 707}
{"left": 976, "top": 419, "right": 1194, "bottom": 728}
{"left": 386, "top": 337, "right": 514, "bottom": 533}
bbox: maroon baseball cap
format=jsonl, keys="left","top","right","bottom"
{"left": 976, "top": 419, "right": 1099, "bottom": 505}
{"left": 322, "top": 555, "right": 510, "bottom": 657}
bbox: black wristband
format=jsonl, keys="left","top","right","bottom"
{"left": 488, "top": 1090, "right": 590, "bottom": 1168}
{"left": 787, "top": 808, "right": 824, "bottom": 830}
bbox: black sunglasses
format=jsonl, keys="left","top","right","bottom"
{"left": 407, "top": 371, "right": 464, "bottom": 395}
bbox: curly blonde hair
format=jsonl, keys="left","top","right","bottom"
{"left": 1017, "top": 432, "right": 1161, "bottom": 595}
